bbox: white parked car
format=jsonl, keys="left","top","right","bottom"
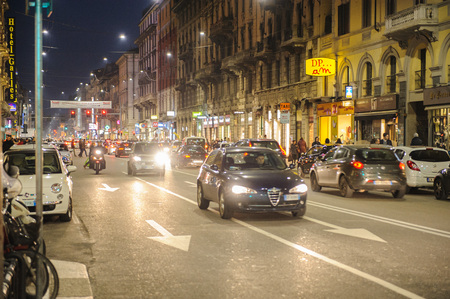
{"left": 4, "top": 144, "right": 77, "bottom": 222}
{"left": 393, "top": 146, "right": 450, "bottom": 192}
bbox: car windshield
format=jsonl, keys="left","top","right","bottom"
{"left": 7, "top": 152, "right": 62, "bottom": 174}
{"left": 224, "top": 152, "right": 285, "bottom": 170}
{"left": 356, "top": 149, "right": 398, "bottom": 162}
{"left": 410, "top": 149, "right": 450, "bottom": 162}
{"left": 134, "top": 143, "right": 160, "bottom": 154}
{"left": 249, "top": 141, "right": 280, "bottom": 150}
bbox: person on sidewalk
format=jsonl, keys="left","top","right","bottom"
{"left": 380, "top": 133, "right": 392, "bottom": 146}
{"left": 410, "top": 133, "right": 423, "bottom": 146}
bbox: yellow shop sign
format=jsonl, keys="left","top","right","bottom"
{"left": 305, "top": 58, "right": 336, "bottom": 76}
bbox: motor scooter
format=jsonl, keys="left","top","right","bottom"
{"left": 89, "top": 149, "right": 106, "bottom": 175}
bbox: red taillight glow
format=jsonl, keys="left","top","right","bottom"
{"left": 399, "top": 162, "right": 406, "bottom": 170}
{"left": 249, "top": 142, "right": 253, "bottom": 147}
{"left": 184, "top": 155, "right": 191, "bottom": 158}
{"left": 280, "top": 146, "right": 286, "bottom": 157}
{"left": 351, "top": 161, "right": 364, "bottom": 169}
{"left": 406, "top": 160, "right": 420, "bottom": 171}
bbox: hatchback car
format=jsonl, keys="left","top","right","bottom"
{"left": 171, "top": 145, "right": 208, "bottom": 168}
{"left": 197, "top": 147, "right": 308, "bottom": 219}
{"left": 298, "top": 144, "right": 335, "bottom": 177}
{"left": 233, "top": 138, "right": 287, "bottom": 159}
{"left": 310, "top": 145, "right": 407, "bottom": 198}
{"left": 127, "top": 142, "right": 166, "bottom": 176}
{"left": 393, "top": 146, "right": 450, "bottom": 192}
{"left": 4, "top": 144, "right": 77, "bottom": 222}
{"left": 115, "top": 141, "right": 133, "bottom": 157}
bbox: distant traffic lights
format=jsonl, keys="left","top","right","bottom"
{"left": 70, "top": 110, "right": 75, "bottom": 118}
{"left": 86, "top": 109, "right": 91, "bottom": 116}
{"left": 101, "top": 110, "right": 107, "bottom": 117}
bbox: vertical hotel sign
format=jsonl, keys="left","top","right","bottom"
{"left": 7, "top": 18, "right": 16, "bottom": 104}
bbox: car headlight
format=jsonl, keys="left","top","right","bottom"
{"left": 93, "top": 156, "right": 103, "bottom": 160}
{"left": 133, "top": 156, "right": 142, "bottom": 162}
{"left": 232, "top": 185, "right": 257, "bottom": 194}
{"left": 51, "top": 183, "right": 62, "bottom": 193}
{"left": 289, "top": 184, "right": 308, "bottom": 194}
{"left": 155, "top": 152, "right": 168, "bottom": 164}
{"left": 95, "top": 150, "right": 102, "bottom": 155}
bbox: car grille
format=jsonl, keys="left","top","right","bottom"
{"left": 267, "top": 188, "right": 281, "bottom": 206}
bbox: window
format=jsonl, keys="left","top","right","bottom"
{"left": 267, "top": 63, "right": 272, "bottom": 89}
{"left": 295, "top": 53, "right": 301, "bottom": 82}
{"left": 387, "top": 56, "right": 396, "bottom": 93}
{"left": 414, "top": 0, "right": 425, "bottom": 4}
{"left": 297, "top": 3, "right": 303, "bottom": 37}
{"left": 338, "top": 3, "right": 350, "bottom": 36}
{"left": 363, "top": 62, "right": 372, "bottom": 96}
{"left": 248, "top": 23, "right": 253, "bottom": 49}
{"left": 386, "top": 0, "right": 396, "bottom": 16}
{"left": 342, "top": 66, "right": 350, "bottom": 95}
{"left": 276, "top": 60, "right": 280, "bottom": 86}
{"left": 323, "top": 148, "right": 336, "bottom": 161}
{"left": 362, "top": 0, "right": 371, "bottom": 28}
{"left": 415, "top": 49, "right": 426, "bottom": 89}
{"left": 260, "top": 65, "right": 263, "bottom": 89}
{"left": 334, "top": 148, "right": 348, "bottom": 159}
{"left": 285, "top": 57, "right": 290, "bottom": 84}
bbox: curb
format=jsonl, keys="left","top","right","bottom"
{"left": 51, "top": 260, "right": 93, "bottom": 299}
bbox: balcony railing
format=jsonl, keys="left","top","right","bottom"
{"left": 415, "top": 69, "right": 426, "bottom": 90}
{"left": 362, "top": 79, "right": 372, "bottom": 96}
{"left": 386, "top": 75, "right": 396, "bottom": 93}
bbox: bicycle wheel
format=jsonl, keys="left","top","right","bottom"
{"left": 6, "top": 250, "right": 59, "bottom": 299}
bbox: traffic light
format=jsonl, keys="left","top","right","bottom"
{"left": 70, "top": 110, "right": 75, "bottom": 118}
{"left": 101, "top": 110, "right": 107, "bottom": 117}
{"left": 86, "top": 109, "right": 91, "bottom": 116}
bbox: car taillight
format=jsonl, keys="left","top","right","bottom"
{"left": 399, "top": 162, "right": 406, "bottom": 170}
{"left": 280, "top": 146, "right": 286, "bottom": 157}
{"left": 407, "top": 160, "right": 420, "bottom": 171}
{"left": 184, "top": 155, "right": 191, "bottom": 158}
{"left": 249, "top": 142, "right": 253, "bottom": 147}
{"left": 351, "top": 161, "right": 364, "bottom": 169}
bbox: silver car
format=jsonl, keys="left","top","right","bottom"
{"left": 310, "top": 145, "right": 407, "bottom": 198}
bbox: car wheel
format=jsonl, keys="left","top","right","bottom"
{"left": 339, "top": 176, "right": 353, "bottom": 198}
{"left": 434, "top": 178, "right": 447, "bottom": 200}
{"left": 60, "top": 197, "right": 72, "bottom": 222}
{"left": 392, "top": 187, "right": 406, "bottom": 199}
{"left": 292, "top": 206, "right": 306, "bottom": 217}
{"left": 310, "top": 172, "right": 321, "bottom": 192}
{"left": 197, "top": 184, "right": 209, "bottom": 209}
{"left": 219, "top": 190, "right": 233, "bottom": 219}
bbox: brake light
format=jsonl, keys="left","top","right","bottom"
{"left": 249, "top": 142, "right": 253, "bottom": 147}
{"left": 280, "top": 146, "right": 286, "bottom": 157}
{"left": 184, "top": 155, "right": 191, "bottom": 158}
{"left": 407, "top": 160, "right": 420, "bottom": 171}
{"left": 351, "top": 161, "right": 364, "bottom": 169}
{"left": 399, "top": 162, "right": 406, "bottom": 170}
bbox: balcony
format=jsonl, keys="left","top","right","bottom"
{"left": 179, "top": 42, "right": 194, "bottom": 61}
{"left": 222, "top": 49, "right": 256, "bottom": 72}
{"left": 384, "top": 4, "right": 438, "bottom": 45}
{"left": 138, "top": 70, "right": 156, "bottom": 86}
{"left": 209, "top": 16, "right": 234, "bottom": 45}
{"left": 175, "top": 78, "right": 186, "bottom": 91}
{"left": 195, "top": 61, "right": 221, "bottom": 84}
{"left": 260, "top": 0, "right": 288, "bottom": 13}
{"left": 255, "top": 36, "right": 277, "bottom": 61}
{"left": 281, "top": 28, "right": 306, "bottom": 52}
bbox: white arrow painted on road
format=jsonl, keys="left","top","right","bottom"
{"left": 303, "top": 216, "right": 386, "bottom": 243}
{"left": 146, "top": 220, "right": 191, "bottom": 251}
{"left": 98, "top": 183, "right": 119, "bottom": 192}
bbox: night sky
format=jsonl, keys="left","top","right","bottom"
{"left": 7, "top": 0, "right": 152, "bottom": 117}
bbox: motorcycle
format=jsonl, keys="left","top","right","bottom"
{"left": 89, "top": 148, "right": 106, "bottom": 175}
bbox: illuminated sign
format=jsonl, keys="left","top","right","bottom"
{"left": 151, "top": 115, "right": 158, "bottom": 120}
{"left": 192, "top": 111, "right": 202, "bottom": 118}
{"left": 345, "top": 86, "right": 353, "bottom": 98}
{"left": 305, "top": 58, "right": 336, "bottom": 76}
{"left": 8, "top": 103, "right": 16, "bottom": 111}
{"left": 7, "top": 18, "right": 16, "bottom": 103}
{"left": 167, "top": 111, "right": 175, "bottom": 117}
{"left": 279, "top": 103, "right": 290, "bottom": 111}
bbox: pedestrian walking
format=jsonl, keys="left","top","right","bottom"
{"left": 297, "top": 137, "right": 307, "bottom": 154}
{"left": 79, "top": 139, "right": 87, "bottom": 157}
{"left": 289, "top": 140, "right": 299, "bottom": 165}
{"left": 410, "top": 133, "right": 422, "bottom": 146}
{"left": 71, "top": 139, "right": 76, "bottom": 155}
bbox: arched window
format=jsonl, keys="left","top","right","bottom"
{"left": 362, "top": 62, "right": 372, "bottom": 96}
{"left": 341, "top": 66, "right": 350, "bottom": 96}
{"left": 386, "top": 56, "right": 396, "bottom": 93}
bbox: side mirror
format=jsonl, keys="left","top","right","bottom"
{"left": 67, "top": 165, "right": 77, "bottom": 173}
{"left": 8, "top": 165, "right": 20, "bottom": 178}
{"left": 211, "top": 164, "right": 219, "bottom": 171}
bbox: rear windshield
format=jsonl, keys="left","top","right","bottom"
{"left": 134, "top": 143, "right": 160, "bottom": 154}
{"left": 185, "top": 138, "right": 206, "bottom": 147}
{"left": 249, "top": 141, "right": 280, "bottom": 150}
{"left": 356, "top": 149, "right": 398, "bottom": 162}
{"left": 410, "top": 150, "right": 450, "bottom": 162}
{"left": 184, "top": 146, "right": 206, "bottom": 154}
{"left": 7, "top": 152, "right": 62, "bottom": 174}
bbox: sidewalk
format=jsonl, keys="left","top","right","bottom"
{"left": 52, "top": 260, "right": 93, "bottom": 299}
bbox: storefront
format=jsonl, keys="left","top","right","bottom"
{"left": 354, "top": 95, "right": 398, "bottom": 144}
{"left": 317, "top": 100, "right": 354, "bottom": 144}
{"left": 424, "top": 86, "right": 450, "bottom": 148}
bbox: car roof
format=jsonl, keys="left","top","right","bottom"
{"left": 393, "top": 146, "right": 447, "bottom": 152}
{"left": 339, "top": 144, "right": 393, "bottom": 151}
{"left": 221, "top": 147, "right": 277, "bottom": 154}
{"left": 9, "top": 144, "right": 56, "bottom": 151}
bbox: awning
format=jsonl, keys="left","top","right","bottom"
{"left": 424, "top": 105, "right": 450, "bottom": 111}
{"left": 354, "top": 110, "right": 398, "bottom": 118}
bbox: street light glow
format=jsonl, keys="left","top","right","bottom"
{"left": 119, "top": 34, "right": 126, "bottom": 39}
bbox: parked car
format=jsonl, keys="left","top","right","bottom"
{"left": 298, "top": 144, "right": 335, "bottom": 177}
{"left": 127, "top": 142, "right": 166, "bottom": 176}
{"left": 52, "top": 141, "right": 74, "bottom": 165}
{"left": 4, "top": 144, "right": 77, "bottom": 221}
{"left": 393, "top": 146, "right": 450, "bottom": 192}
{"left": 233, "top": 138, "right": 287, "bottom": 159}
{"left": 182, "top": 136, "right": 208, "bottom": 151}
{"left": 115, "top": 141, "right": 133, "bottom": 157}
{"left": 171, "top": 145, "right": 208, "bottom": 168}
{"left": 197, "top": 147, "right": 307, "bottom": 219}
{"left": 310, "top": 145, "right": 407, "bottom": 198}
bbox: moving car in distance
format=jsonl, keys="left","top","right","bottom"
{"left": 171, "top": 145, "right": 208, "bottom": 168}
{"left": 233, "top": 138, "right": 287, "bottom": 160}
{"left": 4, "top": 144, "right": 77, "bottom": 222}
{"left": 197, "top": 147, "right": 307, "bottom": 219}
{"left": 182, "top": 136, "right": 208, "bottom": 151}
{"left": 310, "top": 145, "right": 407, "bottom": 198}
{"left": 393, "top": 146, "right": 450, "bottom": 193}
{"left": 298, "top": 144, "right": 335, "bottom": 177}
{"left": 127, "top": 142, "right": 166, "bottom": 176}
{"left": 115, "top": 141, "right": 133, "bottom": 157}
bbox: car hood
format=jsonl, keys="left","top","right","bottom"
{"left": 225, "top": 169, "right": 303, "bottom": 189}
{"left": 19, "top": 174, "right": 68, "bottom": 188}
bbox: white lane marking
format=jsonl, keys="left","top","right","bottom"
{"left": 309, "top": 201, "right": 450, "bottom": 238}
{"left": 145, "top": 220, "right": 191, "bottom": 252}
{"left": 170, "top": 169, "right": 198, "bottom": 177}
{"left": 134, "top": 177, "right": 423, "bottom": 299}
{"left": 184, "top": 181, "right": 197, "bottom": 187}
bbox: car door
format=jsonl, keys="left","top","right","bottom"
{"left": 200, "top": 150, "right": 218, "bottom": 200}
{"left": 315, "top": 148, "right": 337, "bottom": 186}
{"left": 328, "top": 147, "right": 349, "bottom": 186}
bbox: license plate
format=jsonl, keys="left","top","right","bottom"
{"left": 427, "top": 177, "right": 434, "bottom": 182}
{"left": 23, "top": 200, "right": 36, "bottom": 207}
{"left": 374, "top": 180, "right": 392, "bottom": 185}
{"left": 125, "top": 148, "right": 131, "bottom": 150}
{"left": 284, "top": 194, "right": 299, "bottom": 201}
{"left": 193, "top": 160, "right": 202, "bottom": 163}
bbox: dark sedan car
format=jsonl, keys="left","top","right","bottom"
{"left": 171, "top": 145, "right": 208, "bottom": 168}
{"left": 127, "top": 142, "right": 166, "bottom": 176}
{"left": 310, "top": 145, "right": 407, "bottom": 198}
{"left": 197, "top": 147, "right": 308, "bottom": 219}
{"left": 115, "top": 141, "right": 133, "bottom": 157}
{"left": 298, "top": 144, "right": 335, "bottom": 177}
{"left": 433, "top": 169, "right": 450, "bottom": 200}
